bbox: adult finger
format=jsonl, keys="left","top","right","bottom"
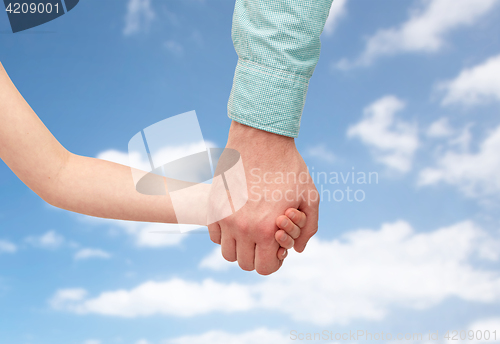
{"left": 236, "top": 240, "right": 256, "bottom": 271}
{"left": 208, "top": 222, "right": 222, "bottom": 245}
{"left": 220, "top": 229, "right": 237, "bottom": 262}
{"left": 254, "top": 239, "right": 280, "bottom": 275}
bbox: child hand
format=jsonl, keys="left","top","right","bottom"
{"left": 275, "top": 208, "right": 307, "bottom": 261}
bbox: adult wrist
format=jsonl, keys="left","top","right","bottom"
{"left": 227, "top": 121, "right": 295, "bottom": 150}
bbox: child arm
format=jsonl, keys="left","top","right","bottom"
{"left": 0, "top": 62, "right": 178, "bottom": 224}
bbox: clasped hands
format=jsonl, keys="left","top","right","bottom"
{"left": 207, "top": 121, "right": 320, "bottom": 275}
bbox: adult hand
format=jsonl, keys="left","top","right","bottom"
{"left": 207, "top": 121, "right": 319, "bottom": 275}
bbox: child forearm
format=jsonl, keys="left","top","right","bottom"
{"left": 0, "top": 62, "right": 202, "bottom": 226}
{"left": 44, "top": 153, "right": 177, "bottom": 223}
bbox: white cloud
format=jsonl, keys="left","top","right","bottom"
{"left": 124, "top": 222, "right": 192, "bottom": 248}
{"left": 0, "top": 240, "right": 16, "bottom": 254}
{"left": 83, "top": 340, "right": 101, "bottom": 344}
{"left": 324, "top": 0, "right": 348, "bottom": 36}
{"left": 199, "top": 247, "right": 235, "bottom": 271}
{"left": 258, "top": 220, "right": 500, "bottom": 325}
{"left": 97, "top": 149, "right": 149, "bottom": 172}
{"left": 50, "top": 288, "right": 88, "bottom": 310}
{"left": 86, "top": 218, "right": 195, "bottom": 248}
{"left": 427, "top": 117, "right": 454, "bottom": 138}
{"left": 123, "top": 0, "right": 155, "bottom": 36}
{"left": 347, "top": 96, "right": 419, "bottom": 172}
{"left": 51, "top": 278, "right": 254, "bottom": 317}
{"left": 25, "top": 230, "right": 65, "bottom": 249}
{"left": 51, "top": 220, "right": 500, "bottom": 325}
{"left": 419, "top": 125, "right": 500, "bottom": 198}
{"left": 337, "top": 0, "right": 498, "bottom": 68}
{"left": 307, "top": 144, "right": 336, "bottom": 163}
{"left": 77, "top": 206, "right": 201, "bottom": 249}
{"left": 164, "top": 40, "right": 184, "bottom": 57}
{"left": 164, "top": 328, "right": 289, "bottom": 344}
{"left": 464, "top": 318, "right": 500, "bottom": 344}
{"left": 74, "top": 248, "right": 111, "bottom": 261}
{"left": 439, "top": 54, "right": 500, "bottom": 106}
{"left": 449, "top": 123, "right": 474, "bottom": 152}
{"left": 135, "top": 340, "right": 151, "bottom": 344}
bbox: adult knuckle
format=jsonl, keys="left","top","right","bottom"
{"left": 220, "top": 214, "right": 235, "bottom": 227}
{"left": 237, "top": 222, "right": 251, "bottom": 235}
{"left": 231, "top": 216, "right": 249, "bottom": 230}
{"left": 261, "top": 226, "right": 276, "bottom": 241}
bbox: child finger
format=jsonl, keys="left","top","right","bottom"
{"left": 276, "top": 215, "right": 300, "bottom": 239}
{"left": 275, "top": 229, "right": 294, "bottom": 249}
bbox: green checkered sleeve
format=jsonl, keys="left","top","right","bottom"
{"left": 228, "top": 0, "right": 334, "bottom": 138}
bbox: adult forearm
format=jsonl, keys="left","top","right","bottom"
{"left": 228, "top": 0, "right": 334, "bottom": 137}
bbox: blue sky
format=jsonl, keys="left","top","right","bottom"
{"left": 1, "top": 0, "right": 500, "bottom": 343}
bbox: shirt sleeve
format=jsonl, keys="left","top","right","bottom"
{"left": 227, "top": 0, "right": 334, "bottom": 138}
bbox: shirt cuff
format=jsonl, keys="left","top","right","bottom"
{"left": 227, "top": 58, "right": 310, "bottom": 138}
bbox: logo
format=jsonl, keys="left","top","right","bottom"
{"left": 128, "top": 111, "right": 248, "bottom": 231}
{"left": 3, "top": 0, "right": 79, "bottom": 33}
